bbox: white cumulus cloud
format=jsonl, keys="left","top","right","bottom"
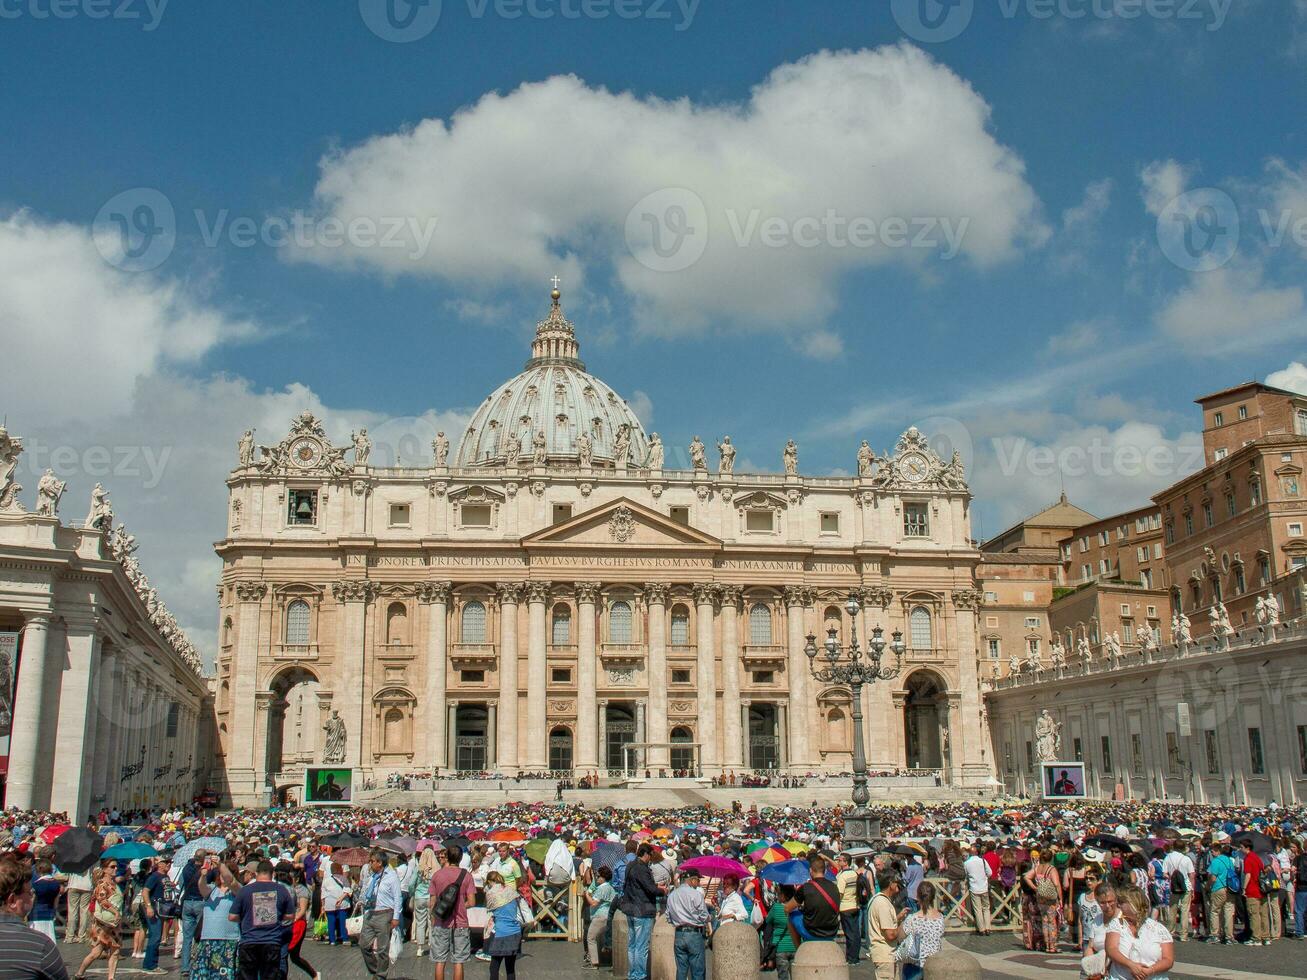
{"left": 1266, "top": 360, "right": 1307, "bottom": 394}
{"left": 290, "top": 44, "right": 1046, "bottom": 333}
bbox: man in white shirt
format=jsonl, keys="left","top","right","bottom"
{"left": 1161, "top": 842, "right": 1195, "bottom": 941}
{"left": 963, "top": 843, "right": 992, "bottom": 936}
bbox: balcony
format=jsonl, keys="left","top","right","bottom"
{"left": 600, "top": 643, "right": 645, "bottom": 667}
{"left": 450, "top": 643, "right": 498, "bottom": 667}
{"left": 273, "top": 643, "right": 319, "bottom": 660}
{"left": 899, "top": 647, "right": 945, "bottom": 664}
{"left": 742, "top": 644, "right": 787, "bottom": 664}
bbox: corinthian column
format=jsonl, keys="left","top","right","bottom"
{"left": 951, "top": 588, "right": 989, "bottom": 788}
{"left": 644, "top": 583, "right": 669, "bottom": 770}
{"left": 7, "top": 612, "right": 53, "bottom": 809}
{"left": 331, "top": 580, "right": 375, "bottom": 769}
{"left": 575, "top": 584, "right": 600, "bottom": 771}
{"left": 860, "top": 586, "right": 895, "bottom": 771}
{"left": 496, "top": 583, "right": 522, "bottom": 773}
{"left": 525, "top": 582, "right": 551, "bottom": 769}
{"left": 719, "top": 587, "right": 743, "bottom": 770}
{"left": 693, "top": 584, "right": 719, "bottom": 772}
{"left": 417, "top": 582, "right": 452, "bottom": 772}
{"left": 784, "top": 587, "right": 811, "bottom": 770}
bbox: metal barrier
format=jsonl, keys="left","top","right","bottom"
{"left": 923, "top": 877, "right": 1023, "bottom": 933}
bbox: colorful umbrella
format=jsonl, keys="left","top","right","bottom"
{"left": 652, "top": 829, "right": 674, "bottom": 839}
{"left": 102, "top": 841, "right": 158, "bottom": 860}
{"left": 416, "top": 839, "right": 442, "bottom": 853}
{"left": 590, "top": 841, "right": 625, "bottom": 872}
{"left": 758, "top": 859, "right": 812, "bottom": 886}
{"left": 679, "top": 855, "right": 748, "bottom": 880}
{"left": 489, "top": 829, "right": 526, "bottom": 843}
{"left": 524, "top": 838, "right": 553, "bottom": 864}
{"left": 376, "top": 834, "right": 418, "bottom": 856}
{"left": 782, "top": 841, "right": 808, "bottom": 856}
{"left": 747, "top": 845, "right": 790, "bottom": 864}
{"left": 330, "top": 848, "right": 371, "bottom": 867}
{"left": 40, "top": 825, "right": 73, "bottom": 844}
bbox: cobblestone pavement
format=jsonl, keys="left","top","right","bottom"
{"left": 55, "top": 929, "right": 1307, "bottom": 979}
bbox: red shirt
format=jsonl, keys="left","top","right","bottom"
{"left": 983, "top": 851, "right": 1001, "bottom": 879}
{"left": 1243, "top": 851, "right": 1264, "bottom": 899}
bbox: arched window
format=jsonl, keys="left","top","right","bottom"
{"left": 386, "top": 602, "right": 408, "bottom": 645}
{"left": 823, "top": 605, "right": 842, "bottom": 643}
{"left": 827, "top": 707, "right": 848, "bottom": 751}
{"left": 909, "top": 606, "right": 932, "bottom": 649}
{"left": 551, "top": 604, "right": 572, "bottom": 645}
{"left": 285, "top": 600, "right": 310, "bottom": 645}
{"left": 609, "top": 603, "right": 635, "bottom": 648}
{"left": 222, "top": 617, "right": 233, "bottom": 646}
{"left": 748, "top": 603, "right": 772, "bottom": 645}
{"left": 462, "top": 601, "right": 487, "bottom": 643}
{"left": 609, "top": 601, "right": 633, "bottom": 643}
{"left": 670, "top": 605, "right": 690, "bottom": 645}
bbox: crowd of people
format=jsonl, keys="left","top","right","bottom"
{"left": 1, "top": 797, "right": 1304, "bottom": 980}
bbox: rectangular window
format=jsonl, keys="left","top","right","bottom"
{"left": 1027, "top": 637, "right": 1040, "bottom": 657}
{"left": 1165, "top": 523, "right": 1174, "bottom": 545}
{"left": 1204, "top": 730, "right": 1220, "bottom": 775}
{"left": 987, "top": 638, "right": 1000, "bottom": 659}
{"left": 1153, "top": 543, "right": 1162, "bottom": 559}
{"left": 1214, "top": 411, "right": 1224, "bottom": 426}
{"left": 669, "top": 506, "right": 690, "bottom": 524}
{"left": 1251, "top": 481, "right": 1262, "bottom": 506}
{"left": 1234, "top": 566, "right": 1246, "bottom": 593}
{"left": 1146, "top": 605, "right": 1157, "bottom": 618}
{"left": 1073, "top": 737, "right": 1083, "bottom": 762}
{"left": 1203, "top": 502, "right": 1213, "bottom": 527}
{"left": 751, "top": 670, "right": 775, "bottom": 684}
{"left": 746, "top": 509, "right": 775, "bottom": 532}
{"left": 1141, "top": 569, "right": 1152, "bottom": 588}
{"left": 1298, "top": 725, "right": 1307, "bottom": 777}
{"left": 1165, "top": 732, "right": 1180, "bottom": 776}
{"left": 1184, "top": 514, "right": 1193, "bottom": 536}
{"left": 1214, "top": 448, "right": 1227, "bottom": 462}
{"left": 985, "top": 615, "right": 998, "bottom": 627}
{"left": 389, "top": 503, "right": 411, "bottom": 527}
{"left": 1024, "top": 616, "right": 1040, "bottom": 629}
{"left": 1100, "top": 735, "right": 1112, "bottom": 774}
{"left": 1025, "top": 741, "right": 1034, "bottom": 772}
{"left": 1079, "top": 537, "right": 1089, "bottom": 553}
{"left": 671, "top": 669, "right": 691, "bottom": 684}
{"left": 551, "top": 503, "right": 573, "bottom": 524}
{"left": 1136, "top": 546, "right": 1146, "bottom": 563}
{"left": 461, "top": 504, "right": 492, "bottom": 527}
{"left": 1226, "top": 493, "right": 1236, "bottom": 517}
{"left": 1259, "top": 556, "right": 1271, "bottom": 585}
{"left": 1098, "top": 559, "right": 1108, "bottom": 574}
{"left": 460, "top": 669, "right": 485, "bottom": 684}
{"left": 166, "top": 702, "right": 179, "bottom": 738}
{"left": 1248, "top": 727, "right": 1265, "bottom": 775}
{"left": 550, "top": 667, "right": 571, "bottom": 684}
{"left": 984, "top": 591, "right": 997, "bottom": 603}
{"left": 1238, "top": 404, "right": 1247, "bottom": 420}
{"left": 903, "top": 503, "right": 929, "bottom": 537}
{"left": 288, "top": 489, "right": 318, "bottom": 526}
{"left": 1099, "top": 530, "right": 1109, "bottom": 546}
{"left": 1289, "top": 522, "right": 1304, "bottom": 537}
{"left": 1082, "top": 564, "right": 1091, "bottom": 581}
{"left": 819, "top": 512, "right": 840, "bottom": 534}
{"left": 1120, "top": 603, "right": 1131, "bottom": 616}
{"left": 1131, "top": 733, "right": 1143, "bottom": 774}
{"left": 1022, "top": 590, "right": 1035, "bottom": 602}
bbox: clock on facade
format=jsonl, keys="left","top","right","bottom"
{"left": 290, "top": 437, "right": 323, "bottom": 469}
{"left": 899, "top": 451, "right": 930, "bottom": 483}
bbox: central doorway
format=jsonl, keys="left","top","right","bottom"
{"left": 605, "top": 704, "right": 635, "bottom": 772}
{"left": 549, "top": 727, "right": 573, "bottom": 772}
{"left": 670, "top": 726, "right": 695, "bottom": 773}
{"left": 747, "top": 704, "right": 779, "bottom": 771}
{"left": 903, "top": 672, "right": 945, "bottom": 770}
{"left": 455, "top": 704, "right": 489, "bottom": 772}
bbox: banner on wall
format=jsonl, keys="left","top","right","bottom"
{"left": 0, "top": 630, "right": 17, "bottom": 745}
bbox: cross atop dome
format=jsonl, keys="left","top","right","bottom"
{"left": 529, "top": 277, "right": 582, "bottom": 368}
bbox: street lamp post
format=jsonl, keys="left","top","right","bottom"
{"left": 805, "top": 593, "right": 904, "bottom": 850}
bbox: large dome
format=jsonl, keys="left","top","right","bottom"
{"left": 453, "top": 291, "right": 650, "bottom": 469}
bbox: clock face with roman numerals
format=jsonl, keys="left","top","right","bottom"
{"left": 290, "top": 437, "right": 323, "bottom": 469}
{"left": 899, "top": 451, "right": 930, "bottom": 483}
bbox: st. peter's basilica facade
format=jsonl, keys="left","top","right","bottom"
{"left": 213, "top": 290, "right": 991, "bottom": 805}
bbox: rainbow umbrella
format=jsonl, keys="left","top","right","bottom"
{"left": 747, "top": 845, "right": 791, "bottom": 864}
{"left": 782, "top": 841, "right": 808, "bottom": 856}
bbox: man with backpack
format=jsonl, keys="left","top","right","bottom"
{"left": 428, "top": 845, "right": 476, "bottom": 980}
{"left": 1162, "top": 841, "right": 1195, "bottom": 941}
{"left": 963, "top": 842, "right": 992, "bottom": 937}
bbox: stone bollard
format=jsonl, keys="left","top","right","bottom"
{"left": 791, "top": 939, "right": 848, "bottom": 980}
{"left": 611, "top": 910, "right": 629, "bottom": 979}
{"left": 650, "top": 918, "right": 676, "bottom": 980}
{"left": 712, "top": 921, "right": 761, "bottom": 980}
{"left": 922, "top": 941, "right": 983, "bottom": 980}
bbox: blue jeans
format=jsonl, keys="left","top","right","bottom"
{"left": 858, "top": 906, "right": 869, "bottom": 955}
{"left": 673, "top": 929, "right": 706, "bottom": 980}
{"left": 181, "top": 898, "right": 205, "bottom": 973}
{"left": 1295, "top": 889, "right": 1307, "bottom": 937}
{"left": 328, "top": 909, "right": 348, "bottom": 944}
{"left": 627, "top": 915, "right": 654, "bottom": 980}
{"left": 142, "top": 915, "right": 163, "bottom": 970}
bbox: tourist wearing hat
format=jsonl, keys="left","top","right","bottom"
{"left": 664, "top": 868, "right": 709, "bottom": 980}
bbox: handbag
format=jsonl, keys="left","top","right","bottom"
{"left": 1035, "top": 869, "right": 1058, "bottom": 904}
{"left": 312, "top": 916, "right": 328, "bottom": 939}
{"left": 1080, "top": 950, "right": 1106, "bottom": 979}
{"left": 894, "top": 918, "right": 923, "bottom": 965}
{"left": 344, "top": 914, "right": 365, "bottom": 939}
{"left": 516, "top": 897, "right": 537, "bottom": 930}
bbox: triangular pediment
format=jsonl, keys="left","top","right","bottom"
{"left": 522, "top": 497, "right": 722, "bottom": 550}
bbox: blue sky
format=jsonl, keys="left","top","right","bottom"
{"left": 3, "top": 0, "right": 1306, "bottom": 655}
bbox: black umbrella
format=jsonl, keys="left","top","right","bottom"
{"left": 318, "top": 831, "right": 367, "bottom": 848}
{"left": 1082, "top": 834, "right": 1131, "bottom": 852}
{"left": 1230, "top": 830, "right": 1275, "bottom": 854}
{"left": 443, "top": 836, "right": 472, "bottom": 851}
{"left": 53, "top": 828, "right": 103, "bottom": 874}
